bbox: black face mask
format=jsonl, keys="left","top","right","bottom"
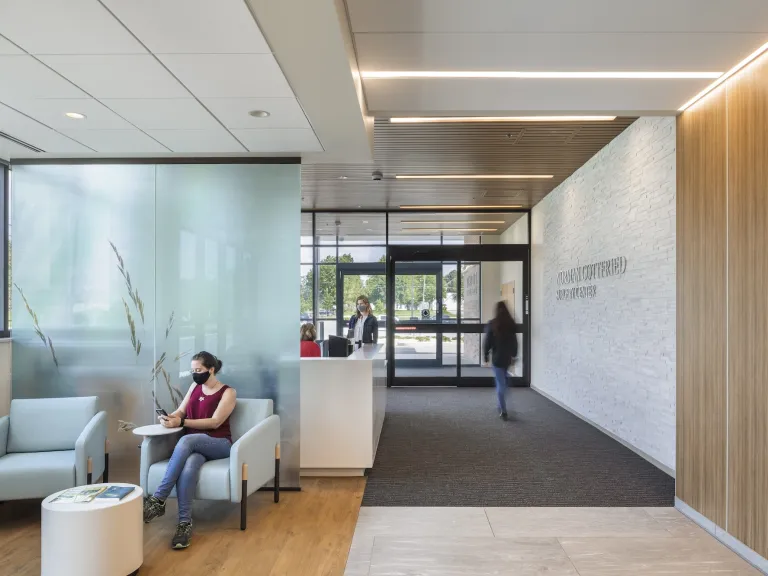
{"left": 192, "top": 371, "right": 211, "bottom": 385}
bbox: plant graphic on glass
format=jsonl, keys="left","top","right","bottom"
{"left": 109, "top": 241, "right": 144, "bottom": 357}
{"left": 13, "top": 283, "right": 58, "bottom": 369}
{"left": 110, "top": 241, "right": 186, "bottom": 432}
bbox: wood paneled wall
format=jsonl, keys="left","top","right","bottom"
{"left": 727, "top": 53, "right": 768, "bottom": 558}
{"left": 678, "top": 50, "right": 768, "bottom": 559}
{"left": 676, "top": 87, "right": 728, "bottom": 528}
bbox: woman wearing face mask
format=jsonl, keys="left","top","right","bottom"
{"left": 142, "top": 351, "right": 236, "bottom": 550}
{"left": 348, "top": 295, "right": 378, "bottom": 345}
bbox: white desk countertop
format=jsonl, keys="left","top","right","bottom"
{"left": 301, "top": 343, "right": 384, "bottom": 361}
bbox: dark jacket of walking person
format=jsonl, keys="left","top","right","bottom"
{"left": 483, "top": 301, "right": 518, "bottom": 419}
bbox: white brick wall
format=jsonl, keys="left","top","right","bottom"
{"left": 531, "top": 117, "right": 676, "bottom": 471}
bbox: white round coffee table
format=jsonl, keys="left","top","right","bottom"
{"left": 42, "top": 483, "right": 143, "bottom": 576}
{"left": 132, "top": 423, "right": 183, "bottom": 436}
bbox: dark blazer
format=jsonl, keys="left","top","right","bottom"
{"left": 483, "top": 323, "right": 518, "bottom": 369}
{"left": 348, "top": 314, "right": 379, "bottom": 344}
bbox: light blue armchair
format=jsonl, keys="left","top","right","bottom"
{"left": 140, "top": 398, "right": 281, "bottom": 530}
{"left": 0, "top": 396, "right": 108, "bottom": 501}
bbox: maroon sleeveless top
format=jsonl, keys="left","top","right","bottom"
{"left": 187, "top": 384, "right": 232, "bottom": 441}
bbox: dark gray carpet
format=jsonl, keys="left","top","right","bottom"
{"left": 362, "top": 387, "right": 675, "bottom": 507}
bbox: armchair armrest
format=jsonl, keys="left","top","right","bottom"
{"left": 139, "top": 434, "right": 179, "bottom": 493}
{"left": 75, "top": 411, "right": 107, "bottom": 485}
{"left": 229, "top": 414, "right": 280, "bottom": 503}
{"left": 0, "top": 415, "right": 8, "bottom": 458}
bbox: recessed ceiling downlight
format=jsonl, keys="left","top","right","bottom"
{"left": 248, "top": 110, "right": 270, "bottom": 118}
{"left": 65, "top": 112, "right": 86, "bottom": 120}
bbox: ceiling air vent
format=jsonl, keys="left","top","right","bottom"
{"left": 0, "top": 131, "right": 44, "bottom": 153}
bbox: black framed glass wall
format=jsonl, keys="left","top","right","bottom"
{"left": 300, "top": 211, "right": 531, "bottom": 386}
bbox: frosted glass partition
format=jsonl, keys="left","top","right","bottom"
{"left": 11, "top": 162, "right": 301, "bottom": 487}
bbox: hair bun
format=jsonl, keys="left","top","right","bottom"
{"left": 216, "top": 358, "right": 223, "bottom": 373}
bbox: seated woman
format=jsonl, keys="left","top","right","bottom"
{"left": 300, "top": 323, "right": 322, "bottom": 357}
{"left": 143, "top": 351, "right": 236, "bottom": 550}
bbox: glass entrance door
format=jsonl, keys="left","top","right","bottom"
{"left": 392, "top": 262, "right": 448, "bottom": 375}
{"left": 386, "top": 244, "right": 529, "bottom": 387}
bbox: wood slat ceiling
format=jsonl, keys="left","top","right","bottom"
{"left": 301, "top": 117, "right": 637, "bottom": 212}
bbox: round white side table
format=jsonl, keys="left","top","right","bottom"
{"left": 132, "top": 423, "right": 183, "bottom": 437}
{"left": 42, "top": 483, "right": 143, "bottom": 576}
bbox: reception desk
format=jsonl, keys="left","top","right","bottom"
{"left": 300, "top": 343, "right": 386, "bottom": 476}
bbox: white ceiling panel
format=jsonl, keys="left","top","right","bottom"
{"left": 1, "top": 98, "right": 134, "bottom": 130}
{"left": 0, "top": 103, "right": 93, "bottom": 153}
{"left": 157, "top": 54, "right": 294, "bottom": 98}
{"left": 0, "top": 0, "right": 145, "bottom": 54}
{"left": 58, "top": 129, "right": 169, "bottom": 153}
{"left": 0, "top": 56, "right": 86, "bottom": 98}
{"left": 38, "top": 55, "right": 190, "bottom": 99}
{"left": 231, "top": 128, "right": 322, "bottom": 152}
{"left": 201, "top": 97, "right": 310, "bottom": 129}
{"left": 347, "top": 0, "right": 768, "bottom": 33}
{"left": 102, "top": 0, "right": 270, "bottom": 54}
{"left": 355, "top": 33, "right": 765, "bottom": 72}
{"left": 0, "top": 35, "right": 22, "bottom": 54}
{"left": 101, "top": 98, "right": 220, "bottom": 130}
{"left": 147, "top": 129, "right": 246, "bottom": 153}
{"left": 363, "top": 78, "right": 713, "bottom": 114}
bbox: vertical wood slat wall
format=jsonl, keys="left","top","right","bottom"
{"left": 676, "top": 87, "right": 727, "bottom": 528}
{"left": 678, "top": 52, "right": 768, "bottom": 559}
{"left": 727, "top": 53, "right": 768, "bottom": 558}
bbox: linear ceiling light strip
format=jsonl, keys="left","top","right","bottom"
{"left": 390, "top": 116, "right": 616, "bottom": 123}
{"left": 363, "top": 71, "right": 722, "bottom": 80}
{"left": 395, "top": 175, "right": 551, "bottom": 180}
{"left": 679, "top": 40, "right": 768, "bottom": 111}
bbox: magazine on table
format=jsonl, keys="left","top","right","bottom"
{"left": 97, "top": 486, "right": 135, "bottom": 500}
{"left": 51, "top": 486, "right": 107, "bottom": 503}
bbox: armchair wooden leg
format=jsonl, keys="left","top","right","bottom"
{"left": 240, "top": 463, "right": 248, "bottom": 531}
{"left": 103, "top": 439, "right": 110, "bottom": 483}
{"left": 274, "top": 444, "right": 280, "bottom": 504}
{"left": 87, "top": 457, "right": 93, "bottom": 485}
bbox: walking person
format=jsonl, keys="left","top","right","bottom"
{"left": 483, "top": 301, "right": 518, "bottom": 420}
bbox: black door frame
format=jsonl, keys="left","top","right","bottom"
{"left": 386, "top": 243, "right": 530, "bottom": 388}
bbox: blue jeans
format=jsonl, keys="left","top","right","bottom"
{"left": 154, "top": 433, "right": 232, "bottom": 523}
{"left": 492, "top": 366, "right": 509, "bottom": 414}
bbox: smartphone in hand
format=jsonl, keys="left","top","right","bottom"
{"left": 155, "top": 408, "right": 168, "bottom": 419}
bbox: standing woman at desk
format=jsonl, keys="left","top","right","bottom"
{"left": 349, "top": 295, "right": 378, "bottom": 344}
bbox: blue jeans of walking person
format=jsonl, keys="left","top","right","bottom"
{"left": 492, "top": 365, "right": 509, "bottom": 414}
{"left": 154, "top": 434, "right": 232, "bottom": 523}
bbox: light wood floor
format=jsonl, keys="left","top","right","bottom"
{"left": 0, "top": 477, "right": 366, "bottom": 576}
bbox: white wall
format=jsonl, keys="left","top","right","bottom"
{"left": 0, "top": 340, "right": 10, "bottom": 416}
{"left": 531, "top": 117, "right": 676, "bottom": 472}
{"left": 500, "top": 216, "right": 528, "bottom": 324}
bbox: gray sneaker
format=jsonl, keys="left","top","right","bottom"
{"left": 143, "top": 495, "right": 166, "bottom": 523}
{"left": 172, "top": 522, "right": 192, "bottom": 549}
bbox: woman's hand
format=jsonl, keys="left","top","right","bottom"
{"left": 160, "top": 415, "right": 182, "bottom": 428}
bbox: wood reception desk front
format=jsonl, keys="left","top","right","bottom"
{"left": 299, "top": 343, "right": 386, "bottom": 476}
